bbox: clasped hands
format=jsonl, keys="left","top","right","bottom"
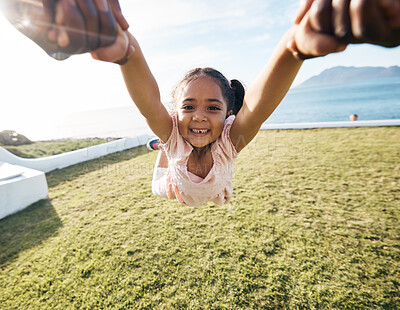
{"left": 289, "top": 0, "right": 400, "bottom": 59}
{"left": 1, "top": 0, "right": 129, "bottom": 60}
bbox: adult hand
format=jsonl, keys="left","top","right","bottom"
{"left": 288, "top": 2, "right": 347, "bottom": 60}
{"left": 294, "top": 0, "right": 400, "bottom": 48}
{"left": 1, "top": 0, "right": 129, "bottom": 59}
{"left": 44, "top": 0, "right": 130, "bottom": 50}
{"left": 347, "top": 0, "right": 400, "bottom": 47}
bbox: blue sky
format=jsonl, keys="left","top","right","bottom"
{"left": 1, "top": 0, "right": 399, "bottom": 140}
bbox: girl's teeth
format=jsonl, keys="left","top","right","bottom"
{"left": 192, "top": 129, "right": 208, "bottom": 133}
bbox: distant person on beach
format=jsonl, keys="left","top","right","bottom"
{"left": 350, "top": 114, "right": 358, "bottom": 121}
{"left": 0, "top": 0, "right": 129, "bottom": 60}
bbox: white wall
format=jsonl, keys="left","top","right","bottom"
{"left": 0, "top": 134, "right": 151, "bottom": 219}
{"left": 0, "top": 134, "right": 151, "bottom": 173}
{"left": 0, "top": 163, "right": 49, "bottom": 220}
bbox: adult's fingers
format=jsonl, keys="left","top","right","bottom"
{"left": 294, "top": 0, "right": 314, "bottom": 24}
{"left": 42, "top": 0, "right": 55, "bottom": 17}
{"left": 57, "top": 0, "right": 87, "bottom": 54}
{"left": 308, "top": 0, "right": 333, "bottom": 34}
{"left": 331, "top": 0, "right": 355, "bottom": 41}
{"left": 3, "top": 0, "right": 69, "bottom": 58}
{"left": 75, "top": 0, "right": 100, "bottom": 50}
{"left": 42, "top": 0, "right": 58, "bottom": 42}
{"left": 55, "top": 3, "right": 69, "bottom": 47}
{"left": 379, "top": 0, "right": 400, "bottom": 28}
{"left": 109, "top": 0, "right": 129, "bottom": 30}
{"left": 93, "top": 0, "right": 117, "bottom": 48}
{"left": 350, "top": 0, "right": 393, "bottom": 46}
{"left": 293, "top": 14, "right": 347, "bottom": 57}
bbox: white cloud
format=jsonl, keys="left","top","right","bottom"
{"left": 122, "top": 0, "right": 246, "bottom": 34}
{"left": 121, "top": 0, "right": 295, "bottom": 41}
{"left": 250, "top": 33, "right": 272, "bottom": 44}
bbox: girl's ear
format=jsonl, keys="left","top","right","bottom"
{"left": 227, "top": 110, "right": 233, "bottom": 117}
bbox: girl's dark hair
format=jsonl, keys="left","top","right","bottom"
{"left": 172, "top": 67, "right": 245, "bottom": 116}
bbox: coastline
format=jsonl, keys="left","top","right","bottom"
{"left": 261, "top": 119, "right": 400, "bottom": 130}
{"left": 3, "top": 119, "right": 400, "bottom": 160}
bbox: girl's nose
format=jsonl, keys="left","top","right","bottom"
{"left": 192, "top": 111, "right": 207, "bottom": 121}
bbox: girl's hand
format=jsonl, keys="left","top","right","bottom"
{"left": 107, "top": 0, "right": 129, "bottom": 31}
{"left": 90, "top": 27, "right": 135, "bottom": 64}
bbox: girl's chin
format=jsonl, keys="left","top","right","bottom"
{"left": 187, "top": 138, "right": 212, "bottom": 148}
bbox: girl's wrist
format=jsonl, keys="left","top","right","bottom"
{"left": 286, "top": 26, "right": 313, "bottom": 61}
{"left": 286, "top": 38, "right": 314, "bottom": 61}
{"left": 114, "top": 45, "right": 135, "bottom": 65}
{"left": 114, "top": 32, "right": 136, "bottom": 65}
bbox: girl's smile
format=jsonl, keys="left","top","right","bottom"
{"left": 177, "top": 76, "right": 229, "bottom": 149}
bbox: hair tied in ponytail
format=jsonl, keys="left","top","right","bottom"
{"left": 230, "top": 79, "right": 245, "bottom": 115}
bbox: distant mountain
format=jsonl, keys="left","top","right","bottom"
{"left": 298, "top": 66, "right": 400, "bottom": 88}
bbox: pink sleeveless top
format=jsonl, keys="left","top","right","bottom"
{"left": 160, "top": 113, "right": 238, "bottom": 207}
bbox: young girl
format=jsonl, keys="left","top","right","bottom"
{"left": 148, "top": 68, "right": 245, "bottom": 206}
{"left": 88, "top": 12, "right": 348, "bottom": 206}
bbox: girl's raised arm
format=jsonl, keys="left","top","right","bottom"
{"left": 120, "top": 33, "right": 173, "bottom": 142}
{"left": 230, "top": 16, "right": 346, "bottom": 152}
{"left": 92, "top": 30, "right": 173, "bottom": 142}
{"left": 230, "top": 28, "right": 303, "bottom": 152}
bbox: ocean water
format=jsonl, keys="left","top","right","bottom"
{"left": 47, "top": 77, "right": 400, "bottom": 140}
{"left": 266, "top": 77, "right": 400, "bottom": 124}
{"left": 54, "top": 106, "right": 151, "bottom": 140}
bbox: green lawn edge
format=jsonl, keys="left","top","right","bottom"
{"left": 2, "top": 138, "right": 117, "bottom": 158}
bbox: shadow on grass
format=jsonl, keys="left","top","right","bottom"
{"left": 0, "top": 199, "right": 62, "bottom": 267}
{"left": 46, "top": 145, "right": 150, "bottom": 189}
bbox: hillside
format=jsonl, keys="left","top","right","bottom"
{"left": 298, "top": 65, "right": 400, "bottom": 88}
{"left": 0, "top": 130, "right": 32, "bottom": 146}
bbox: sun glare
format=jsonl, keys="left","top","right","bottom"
{"left": 20, "top": 16, "right": 31, "bottom": 27}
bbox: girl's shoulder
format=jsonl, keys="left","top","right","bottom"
{"left": 161, "top": 111, "right": 192, "bottom": 158}
{"left": 215, "top": 115, "right": 238, "bottom": 158}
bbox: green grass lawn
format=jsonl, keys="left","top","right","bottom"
{"left": 0, "top": 127, "right": 399, "bottom": 309}
{"left": 2, "top": 138, "right": 116, "bottom": 158}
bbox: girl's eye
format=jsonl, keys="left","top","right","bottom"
{"left": 182, "top": 105, "right": 194, "bottom": 110}
{"left": 208, "top": 106, "right": 221, "bottom": 111}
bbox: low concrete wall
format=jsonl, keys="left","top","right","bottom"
{"left": 0, "top": 134, "right": 151, "bottom": 173}
{"left": 0, "top": 135, "right": 151, "bottom": 219}
{"left": 261, "top": 119, "right": 400, "bottom": 130}
{"left": 0, "top": 163, "right": 49, "bottom": 220}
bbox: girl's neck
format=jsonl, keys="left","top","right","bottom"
{"left": 191, "top": 143, "right": 212, "bottom": 159}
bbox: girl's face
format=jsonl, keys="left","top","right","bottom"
{"left": 176, "top": 76, "right": 229, "bottom": 149}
